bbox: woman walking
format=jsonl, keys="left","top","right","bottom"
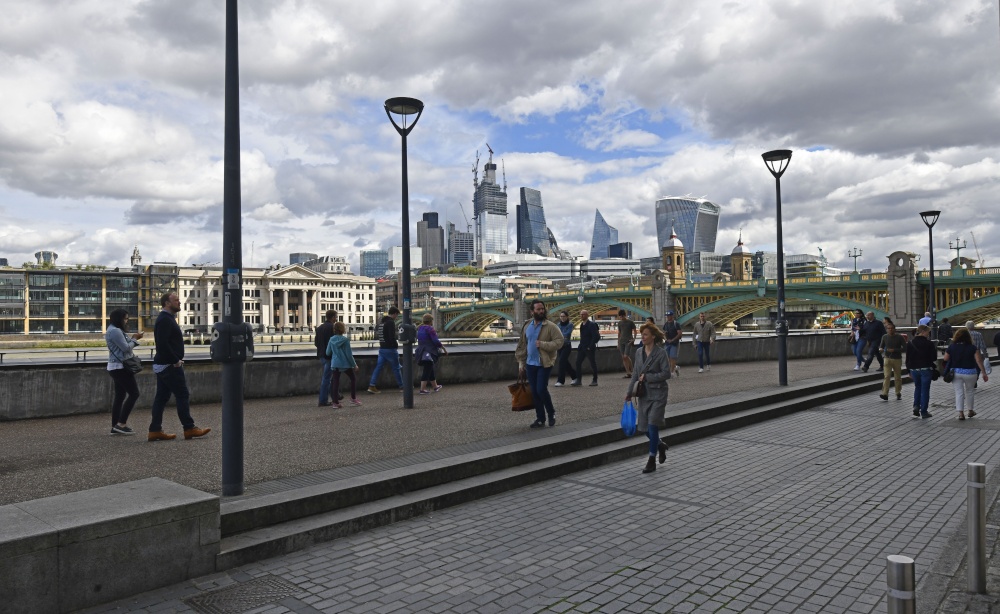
{"left": 554, "top": 311, "right": 577, "bottom": 386}
{"left": 326, "top": 321, "right": 361, "bottom": 408}
{"left": 905, "top": 324, "right": 936, "bottom": 419}
{"left": 625, "top": 323, "right": 671, "bottom": 474}
{"left": 105, "top": 308, "right": 143, "bottom": 435}
{"left": 415, "top": 313, "right": 447, "bottom": 394}
{"left": 850, "top": 309, "right": 866, "bottom": 371}
{"left": 943, "top": 328, "right": 989, "bottom": 420}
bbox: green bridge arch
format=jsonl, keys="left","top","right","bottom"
{"left": 675, "top": 290, "right": 888, "bottom": 326}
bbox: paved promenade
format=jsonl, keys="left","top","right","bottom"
{"left": 56, "top": 359, "right": 998, "bottom": 613}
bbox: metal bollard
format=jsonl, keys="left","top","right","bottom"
{"left": 968, "top": 462, "right": 986, "bottom": 593}
{"left": 886, "top": 555, "right": 915, "bottom": 614}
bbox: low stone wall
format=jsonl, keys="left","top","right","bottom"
{"left": 0, "top": 478, "right": 218, "bottom": 613}
{"left": 0, "top": 334, "right": 853, "bottom": 421}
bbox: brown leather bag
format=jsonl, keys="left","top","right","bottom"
{"left": 508, "top": 378, "right": 535, "bottom": 411}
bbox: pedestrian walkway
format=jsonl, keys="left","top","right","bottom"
{"left": 81, "top": 373, "right": 998, "bottom": 613}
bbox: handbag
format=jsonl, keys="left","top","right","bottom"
{"left": 507, "top": 378, "right": 534, "bottom": 411}
{"left": 620, "top": 400, "right": 638, "bottom": 437}
{"left": 634, "top": 380, "right": 647, "bottom": 398}
{"left": 122, "top": 355, "right": 143, "bottom": 374}
{"left": 985, "top": 355, "right": 992, "bottom": 376}
{"left": 942, "top": 360, "right": 954, "bottom": 383}
{"left": 931, "top": 366, "right": 940, "bottom": 381}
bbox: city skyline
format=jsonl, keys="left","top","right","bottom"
{"left": 1, "top": 2, "right": 999, "bottom": 274}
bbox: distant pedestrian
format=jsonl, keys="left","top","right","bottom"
{"left": 861, "top": 312, "right": 886, "bottom": 372}
{"left": 515, "top": 299, "right": 564, "bottom": 428}
{"left": 850, "top": 309, "right": 866, "bottom": 371}
{"left": 572, "top": 309, "right": 599, "bottom": 386}
{"left": 315, "top": 310, "right": 339, "bottom": 406}
{"left": 692, "top": 312, "right": 716, "bottom": 373}
{"left": 617, "top": 310, "right": 637, "bottom": 378}
{"left": 918, "top": 311, "right": 932, "bottom": 326}
{"left": 905, "top": 324, "right": 936, "bottom": 418}
{"left": 937, "top": 318, "right": 953, "bottom": 344}
{"left": 943, "top": 328, "right": 989, "bottom": 420}
{"left": 625, "top": 322, "right": 670, "bottom": 474}
{"left": 662, "top": 310, "right": 683, "bottom": 377}
{"left": 415, "top": 314, "right": 447, "bottom": 394}
{"left": 105, "top": 308, "right": 143, "bottom": 435}
{"left": 326, "top": 321, "right": 361, "bottom": 408}
{"left": 965, "top": 321, "right": 989, "bottom": 371}
{"left": 554, "top": 311, "right": 578, "bottom": 386}
{"left": 149, "top": 293, "right": 211, "bottom": 442}
{"left": 367, "top": 307, "right": 403, "bottom": 394}
{"left": 878, "top": 321, "right": 905, "bottom": 401}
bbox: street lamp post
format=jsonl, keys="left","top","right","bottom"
{"left": 847, "top": 247, "right": 863, "bottom": 273}
{"left": 762, "top": 149, "right": 792, "bottom": 386}
{"left": 384, "top": 97, "right": 424, "bottom": 409}
{"left": 920, "top": 211, "right": 940, "bottom": 342}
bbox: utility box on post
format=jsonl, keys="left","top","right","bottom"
{"left": 398, "top": 323, "right": 417, "bottom": 344}
{"left": 210, "top": 322, "right": 255, "bottom": 363}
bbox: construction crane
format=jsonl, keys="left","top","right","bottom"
{"left": 971, "top": 231, "right": 985, "bottom": 267}
{"left": 457, "top": 201, "right": 472, "bottom": 233}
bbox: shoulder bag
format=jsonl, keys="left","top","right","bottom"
{"left": 507, "top": 377, "right": 534, "bottom": 411}
{"left": 108, "top": 332, "right": 143, "bottom": 374}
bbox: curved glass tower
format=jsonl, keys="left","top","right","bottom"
{"left": 655, "top": 197, "right": 720, "bottom": 253}
{"left": 516, "top": 188, "right": 550, "bottom": 256}
{"left": 589, "top": 209, "right": 619, "bottom": 259}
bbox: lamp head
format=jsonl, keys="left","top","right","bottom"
{"left": 920, "top": 210, "right": 940, "bottom": 229}
{"left": 384, "top": 97, "right": 425, "bottom": 136}
{"left": 762, "top": 149, "right": 792, "bottom": 178}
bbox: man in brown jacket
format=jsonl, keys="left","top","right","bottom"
{"left": 515, "top": 299, "right": 564, "bottom": 428}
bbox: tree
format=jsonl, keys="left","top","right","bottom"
{"left": 446, "top": 265, "right": 485, "bottom": 276}
{"left": 418, "top": 267, "right": 440, "bottom": 275}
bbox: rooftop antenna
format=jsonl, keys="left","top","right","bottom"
{"left": 472, "top": 150, "right": 480, "bottom": 188}
{"left": 502, "top": 159, "right": 507, "bottom": 193}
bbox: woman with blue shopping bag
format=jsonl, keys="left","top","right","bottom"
{"left": 625, "top": 322, "right": 671, "bottom": 474}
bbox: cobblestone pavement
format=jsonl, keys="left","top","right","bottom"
{"left": 80, "top": 373, "right": 1000, "bottom": 613}
{"left": 0, "top": 355, "right": 851, "bottom": 505}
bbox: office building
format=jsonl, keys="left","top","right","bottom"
{"left": 473, "top": 150, "right": 508, "bottom": 261}
{"left": 417, "top": 212, "right": 446, "bottom": 269}
{"left": 360, "top": 249, "right": 389, "bottom": 279}
{"left": 301, "top": 255, "right": 351, "bottom": 275}
{"left": 516, "top": 187, "right": 550, "bottom": 256}
{"left": 0, "top": 258, "right": 9, "bottom": 267}
{"left": 589, "top": 210, "right": 618, "bottom": 259}
{"left": 447, "top": 222, "right": 475, "bottom": 265}
{"left": 654, "top": 197, "right": 721, "bottom": 253}
{"left": 608, "top": 242, "right": 632, "bottom": 259}
{"left": 388, "top": 246, "right": 422, "bottom": 273}
{"left": 289, "top": 252, "right": 318, "bottom": 265}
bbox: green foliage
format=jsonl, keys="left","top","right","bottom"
{"left": 418, "top": 267, "right": 440, "bottom": 275}
{"left": 446, "top": 265, "right": 485, "bottom": 276}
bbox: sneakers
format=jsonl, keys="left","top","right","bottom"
{"left": 921, "top": 412, "right": 933, "bottom": 419}
{"left": 111, "top": 425, "right": 135, "bottom": 435}
{"left": 879, "top": 394, "right": 889, "bottom": 401}
{"left": 674, "top": 366, "right": 680, "bottom": 377}
{"left": 853, "top": 365, "right": 860, "bottom": 371}
{"left": 706, "top": 365, "right": 711, "bottom": 371}
{"left": 896, "top": 394, "right": 902, "bottom": 401}
{"left": 350, "top": 398, "right": 363, "bottom": 406}
{"left": 418, "top": 390, "right": 430, "bottom": 395}
{"left": 318, "top": 401, "right": 332, "bottom": 407}
{"left": 530, "top": 420, "right": 545, "bottom": 429}
{"left": 147, "top": 431, "right": 176, "bottom": 442}
{"left": 433, "top": 385, "right": 443, "bottom": 392}
{"left": 183, "top": 427, "right": 211, "bottom": 440}
{"left": 367, "top": 386, "right": 381, "bottom": 394}
{"left": 332, "top": 402, "right": 343, "bottom": 408}
{"left": 589, "top": 380, "right": 598, "bottom": 387}
{"left": 570, "top": 379, "right": 582, "bottom": 387}
{"left": 554, "top": 382, "right": 564, "bottom": 387}
{"left": 698, "top": 368, "right": 704, "bottom": 373}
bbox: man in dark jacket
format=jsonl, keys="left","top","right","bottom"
{"left": 367, "top": 306, "right": 402, "bottom": 394}
{"left": 315, "top": 310, "right": 338, "bottom": 405}
{"left": 572, "top": 309, "right": 600, "bottom": 386}
{"left": 861, "top": 311, "right": 886, "bottom": 373}
{"left": 148, "top": 292, "right": 210, "bottom": 441}
{"left": 937, "top": 318, "right": 953, "bottom": 344}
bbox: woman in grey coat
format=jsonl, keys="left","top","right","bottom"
{"left": 626, "top": 322, "right": 671, "bottom": 473}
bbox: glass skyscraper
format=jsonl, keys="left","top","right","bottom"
{"left": 359, "top": 249, "right": 389, "bottom": 279}
{"left": 654, "top": 197, "right": 721, "bottom": 253}
{"left": 589, "top": 209, "right": 618, "bottom": 259}
{"left": 516, "top": 187, "right": 550, "bottom": 256}
{"left": 473, "top": 152, "right": 508, "bottom": 261}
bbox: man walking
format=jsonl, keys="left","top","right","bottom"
{"left": 554, "top": 310, "right": 577, "bottom": 386}
{"left": 918, "top": 311, "right": 932, "bottom": 326}
{"left": 148, "top": 292, "right": 210, "bottom": 441}
{"left": 861, "top": 311, "right": 885, "bottom": 372}
{"left": 692, "top": 312, "right": 716, "bottom": 373}
{"left": 937, "top": 318, "right": 953, "bottom": 344}
{"left": 515, "top": 299, "right": 564, "bottom": 428}
{"left": 662, "top": 310, "right": 682, "bottom": 377}
{"left": 878, "top": 321, "right": 905, "bottom": 401}
{"left": 572, "top": 309, "right": 600, "bottom": 386}
{"left": 617, "top": 310, "right": 637, "bottom": 378}
{"left": 368, "top": 307, "right": 403, "bottom": 393}
{"left": 315, "top": 310, "right": 338, "bottom": 406}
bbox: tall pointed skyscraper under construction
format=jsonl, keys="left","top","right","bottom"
{"left": 589, "top": 209, "right": 618, "bottom": 259}
{"left": 472, "top": 146, "right": 508, "bottom": 262}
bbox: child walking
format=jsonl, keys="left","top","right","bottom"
{"left": 326, "top": 322, "right": 362, "bottom": 408}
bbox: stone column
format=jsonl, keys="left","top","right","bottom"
{"left": 886, "top": 251, "right": 921, "bottom": 327}
{"left": 312, "top": 290, "right": 320, "bottom": 327}
{"left": 651, "top": 270, "right": 671, "bottom": 321}
{"left": 511, "top": 286, "right": 526, "bottom": 335}
{"left": 431, "top": 298, "right": 443, "bottom": 332}
{"left": 281, "top": 289, "right": 289, "bottom": 330}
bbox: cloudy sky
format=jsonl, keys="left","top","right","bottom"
{"left": 1, "top": 0, "right": 999, "bottom": 273}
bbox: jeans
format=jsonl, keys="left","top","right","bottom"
{"left": 369, "top": 349, "right": 403, "bottom": 388}
{"left": 864, "top": 343, "right": 884, "bottom": 370}
{"left": 954, "top": 372, "right": 978, "bottom": 412}
{"left": 910, "top": 368, "right": 932, "bottom": 413}
{"left": 647, "top": 425, "right": 660, "bottom": 457}
{"left": 696, "top": 341, "right": 711, "bottom": 368}
{"left": 149, "top": 366, "right": 195, "bottom": 432}
{"left": 525, "top": 364, "right": 554, "bottom": 423}
{"left": 574, "top": 346, "right": 597, "bottom": 382}
{"left": 852, "top": 341, "right": 865, "bottom": 366}
{"left": 108, "top": 368, "right": 140, "bottom": 426}
{"left": 556, "top": 343, "right": 577, "bottom": 383}
{"left": 318, "top": 358, "right": 334, "bottom": 404}
{"left": 881, "top": 357, "right": 902, "bottom": 396}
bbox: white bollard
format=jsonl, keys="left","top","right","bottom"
{"left": 968, "top": 462, "right": 986, "bottom": 593}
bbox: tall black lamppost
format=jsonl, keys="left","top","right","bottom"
{"left": 384, "top": 97, "right": 424, "bottom": 409}
{"left": 920, "top": 210, "right": 941, "bottom": 341}
{"left": 762, "top": 149, "right": 792, "bottom": 386}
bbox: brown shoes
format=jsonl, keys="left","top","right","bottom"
{"left": 183, "top": 427, "right": 212, "bottom": 440}
{"left": 148, "top": 431, "right": 177, "bottom": 442}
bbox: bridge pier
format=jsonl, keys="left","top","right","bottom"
{"left": 887, "top": 251, "right": 921, "bottom": 327}
{"left": 652, "top": 270, "right": 671, "bottom": 321}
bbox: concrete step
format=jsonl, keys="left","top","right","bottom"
{"left": 217, "top": 373, "right": 893, "bottom": 569}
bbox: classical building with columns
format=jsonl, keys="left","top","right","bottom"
{"left": 173, "top": 264, "right": 376, "bottom": 333}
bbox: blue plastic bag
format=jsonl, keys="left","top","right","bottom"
{"left": 620, "top": 400, "right": 637, "bottom": 437}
